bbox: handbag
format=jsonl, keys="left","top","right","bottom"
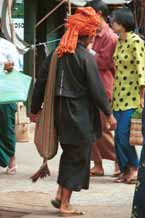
{"left": 0, "top": 70, "right": 31, "bottom": 104}
{"left": 31, "top": 50, "right": 58, "bottom": 182}
{"left": 129, "top": 118, "right": 143, "bottom": 146}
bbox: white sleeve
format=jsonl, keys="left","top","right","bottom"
{"left": 8, "top": 45, "right": 20, "bottom": 72}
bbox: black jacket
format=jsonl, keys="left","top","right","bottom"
{"left": 31, "top": 44, "right": 111, "bottom": 115}
{"left": 31, "top": 43, "right": 112, "bottom": 144}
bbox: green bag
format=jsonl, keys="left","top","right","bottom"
{"left": 0, "top": 70, "right": 32, "bottom": 104}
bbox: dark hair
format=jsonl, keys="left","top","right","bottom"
{"left": 112, "top": 7, "right": 135, "bottom": 32}
{"left": 78, "top": 35, "right": 90, "bottom": 41}
{"left": 92, "top": 0, "right": 109, "bottom": 19}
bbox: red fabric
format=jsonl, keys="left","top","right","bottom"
{"left": 91, "top": 112, "right": 116, "bottom": 163}
{"left": 93, "top": 23, "right": 117, "bottom": 101}
{"left": 57, "top": 7, "right": 100, "bottom": 57}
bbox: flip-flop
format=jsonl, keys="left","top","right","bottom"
{"left": 6, "top": 166, "right": 17, "bottom": 175}
{"left": 59, "top": 210, "right": 85, "bottom": 217}
{"left": 51, "top": 199, "right": 61, "bottom": 209}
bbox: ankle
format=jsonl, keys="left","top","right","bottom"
{"left": 9, "top": 156, "right": 16, "bottom": 167}
{"left": 60, "top": 202, "right": 70, "bottom": 210}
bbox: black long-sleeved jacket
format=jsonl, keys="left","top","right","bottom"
{"left": 31, "top": 43, "right": 111, "bottom": 116}
{"left": 31, "top": 43, "right": 112, "bottom": 144}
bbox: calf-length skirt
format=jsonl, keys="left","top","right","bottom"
{"left": 54, "top": 96, "right": 98, "bottom": 191}
{"left": 0, "top": 104, "right": 16, "bottom": 167}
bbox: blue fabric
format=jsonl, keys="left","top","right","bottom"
{"left": 131, "top": 146, "right": 145, "bottom": 218}
{"left": 131, "top": 104, "right": 145, "bottom": 218}
{"left": 142, "top": 106, "right": 145, "bottom": 145}
{"left": 113, "top": 109, "right": 139, "bottom": 172}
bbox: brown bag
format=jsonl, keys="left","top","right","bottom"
{"left": 31, "top": 51, "right": 58, "bottom": 182}
{"left": 34, "top": 50, "right": 58, "bottom": 160}
{"left": 129, "top": 118, "right": 143, "bottom": 146}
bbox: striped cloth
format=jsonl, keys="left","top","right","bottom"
{"left": 129, "top": 118, "right": 143, "bottom": 146}
{"left": 34, "top": 50, "right": 58, "bottom": 160}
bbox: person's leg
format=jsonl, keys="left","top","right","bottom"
{"left": 114, "top": 109, "right": 138, "bottom": 183}
{"left": 60, "top": 187, "right": 72, "bottom": 212}
{"left": 51, "top": 185, "right": 62, "bottom": 209}
{"left": 0, "top": 104, "right": 16, "bottom": 170}
{"left": 55, "top": 185, "right": 62, "bottom": 201}
{"left": 54, "top": 143, "right": 90, "bottom": 215}
{"left": 8, "top": 155, "right": 16, "bottom": 168}
{"left": 91, "top": 142, "right": 104, "bottom": 176}
{"left": 6, "top": 155, "right": 17, "bottom": 175}
{"left": 113, "top": 160, "right": 121, "bottom": 177}
{"left": 91, "top": 111, "right": 117, "bottom": 176}
{"left": 59, "top": 187, "right": 84, "bottom": 215}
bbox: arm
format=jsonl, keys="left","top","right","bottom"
{"left": 6, "top": 43, "right": 20, "bottom": 72}
{"left": 93, "top": 36, "right": 117, "bottom": 73}
{"left": 140, "top": 86, "right": 145, "bottom": 108}
{"left": 133, "top": 39, "right": 145, "bottom": 108}
{"left": 85, "top": 53, "right": 116, "bottom": 129}
{"left": 31, "top": 52, "right": 53, "bottom": 114}
{"left": 85, "top": 53, "right": 111, "bottom": 115}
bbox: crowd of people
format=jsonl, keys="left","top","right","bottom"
{"left": 0, "top": 0, "right": 145, "bottom": 217}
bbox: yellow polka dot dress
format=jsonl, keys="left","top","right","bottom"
{"left": 113, "top": 32, "right": 145, "bottom": 111}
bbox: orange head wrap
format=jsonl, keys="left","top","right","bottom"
{"left": 57, "top": 7, "right": 101, "bottom": 57}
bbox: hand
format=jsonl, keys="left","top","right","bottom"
{"left": 105, "top": 114, "right": 117, "bottom": 130}
{"left": 140, "top": 86, "right": 145, "bottom": 108}
{"left": 29, "top": 111, "right": 41, "bottom": 123}
{"left": 4, "top": 62, "right": 14, "bottom": 72}
{"left": 140, "top": 96, "right": 144, "bottom": 108}
{"left": 87, "top": 42, "right": 93, "bottom": 50}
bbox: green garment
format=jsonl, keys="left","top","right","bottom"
{"left": 112, "top": 32, "right": 145, "bottom": 111}
{"left": 0, "top": 104, "right": 16, "bottom": 167}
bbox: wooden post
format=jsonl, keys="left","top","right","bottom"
{"left": 7, "top": 0, "right": 15, "bottom": 43}
{"left": 68, "top": 0, "right": 71, "bottom": 16}
{"left": 35, "top": 0, "right": 67, "bottom": 29}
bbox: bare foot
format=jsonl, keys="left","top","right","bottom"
{"left": 6, "top": 156, "right": 17, "bottom": 175}
{"left": 113, "top": 162, "right": 121, "bottom": 177}
{"left": 125, "top": 167, "right": 137, "bottom": 184}
{"left": 60, "top": 205, "right": 85, "bottom": 216}
{"left": 90, "top": 165, "right": 104, "bottom": 176}
{"left": 8, "top": 156, "right": 16, "bottom": 169}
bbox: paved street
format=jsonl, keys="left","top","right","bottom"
{"left": 0, "top": 139, "right": 140, "bottom": 218}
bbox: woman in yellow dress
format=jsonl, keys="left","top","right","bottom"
{"left": 111, "top": 7, "right": 145, "bottom": 183}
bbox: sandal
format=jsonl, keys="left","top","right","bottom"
{"left": 6, "top": 166, "right": 17, "bottom": 175}
{"left": 51, "top": 199, "right": 61, "bottom": 209}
